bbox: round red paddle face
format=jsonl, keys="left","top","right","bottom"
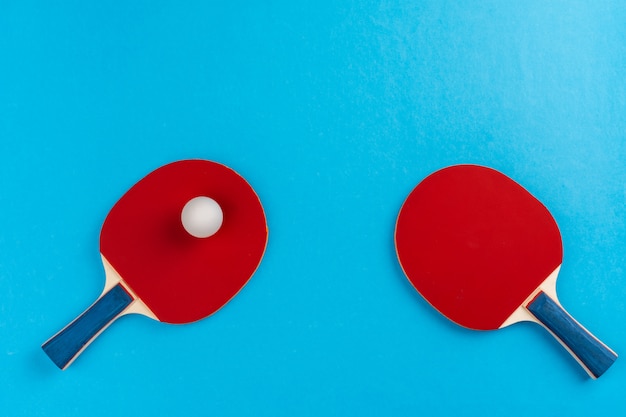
{"left": 395, "top": 165, "right": 562, "bottom": 330}
{"left": 100, "top": 160, "right": 268, "bottom": 324}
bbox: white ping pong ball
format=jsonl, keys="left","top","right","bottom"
{"left": 181, "top": 196, "right": 224, "bottom": 238}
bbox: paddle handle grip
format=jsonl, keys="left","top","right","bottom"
{"left": 526, "top": 291, "right": 617, "bottom": 378}
{"left": 42, "top": 283, "right": 134, "bottom": 370}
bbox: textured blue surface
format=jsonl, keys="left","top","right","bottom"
{"left": 1, "top": 1, "right": 625, "bottom": 416}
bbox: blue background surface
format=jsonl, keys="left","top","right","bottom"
{"left": 1, "top": 1, "right": 626, "bottom": 415}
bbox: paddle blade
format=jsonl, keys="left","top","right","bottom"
{"left": 395, "top": 165, "right": 563, "bottom": 330}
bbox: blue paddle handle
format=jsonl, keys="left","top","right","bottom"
{"left": 42, "top": 283, "right": 133, "bottom": 370}
{"left": 526, "top": 291, "right": 617, "bottom": 378}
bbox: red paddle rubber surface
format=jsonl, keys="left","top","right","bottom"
{"left": 100, "top": 160, "right": 268, "bottom": 324}
{"left": 395, "top": 165, "right": 562, "bottom": 330}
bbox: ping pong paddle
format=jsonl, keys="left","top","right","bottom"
{"left": 395, "top": 164, "right": 617, "bottom": 378}
{"left": 42, "top": 159, "right": 268, "bottom": 369}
